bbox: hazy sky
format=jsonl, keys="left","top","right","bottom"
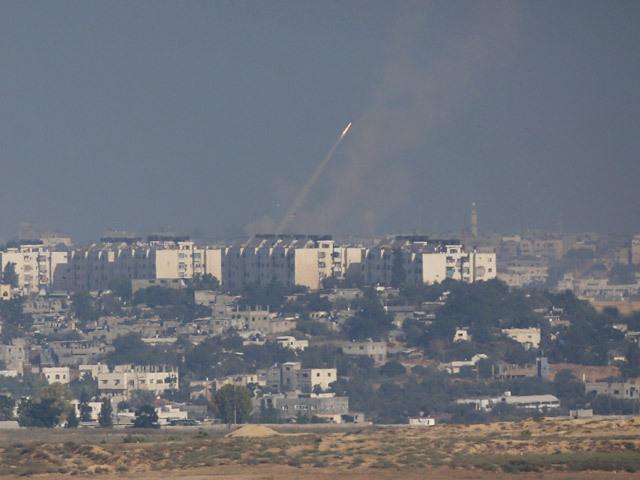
{"left": 2, "top": 1, "right": 639, "bottom": 242}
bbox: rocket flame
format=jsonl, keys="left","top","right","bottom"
{"left": 340, "top": 122, "right": 352, "bottom": 138}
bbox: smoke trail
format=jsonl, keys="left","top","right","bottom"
{"left": 300, "top": 3, "right": 522, "bottom": 236}
{"left": 275, "top": 123, "right": 352, "bottom": 234}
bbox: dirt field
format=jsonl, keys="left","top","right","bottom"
{"left": 32, "top": 465, "right": 640, "bottom": 480}
{"left": 1, "top": 416, "right": 639, "bottom": 479}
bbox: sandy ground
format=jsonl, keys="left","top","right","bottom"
{"left": 1, "top": 417, "right": 639, "bottom": 479}
{"left": 30, "top": 465, "right": 640, "bottom": 480}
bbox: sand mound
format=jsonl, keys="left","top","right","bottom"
{"left": 226, "top": 425, "right": 280, "bottom": 437}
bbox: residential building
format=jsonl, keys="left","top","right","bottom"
{"left": 258, "top": 363, "right": 336, "bottom": 393}
{"left": 42, "top": 366, "right": 71, "bottom": 385}
{"left": 0, "top": 342, "right": 26, "bottom": 373}
{"left": 87, "top": 364, "right": 179, "bottom": 399}
{"left": 585, "top": 380, "right": 640, "bottom": 400}
{"left": 342, "top": 340, "right": 387, "bottom": 365}
{"left": 456, "top": 392, "right": 560, "bottom": 412}
{"left": 502, "top": 328, "right": 541, "bottom": 350}
{"left": 258, "top": 392, "right": 349, "bottom": 422}
{"left": 275, "top": 336, "right": 308, "bottom": 351}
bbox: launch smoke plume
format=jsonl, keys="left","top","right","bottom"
{"left": 275, "top": 123, "right": 352, "bottom": 234}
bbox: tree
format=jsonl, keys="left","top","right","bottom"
{"left": 188, "top": 273, "right": 220, "bottom": 291}
{"left": 0, "top": 394, "right": 16, "bottom": 421}
{"left": 18, "top": 397, "right": 66, "bottom": 428}
{"left": 98, "top": 398, "right": 113, "bottom": 428}
{"left": 379, "top": 360, "right": 407, "bottom": 377}
{"left": 128, "top": 390, "right": 157, "bottom": 410}
{"left": 107, "top": 276, "right": 132, "bottom": 299}
{"left": 133, "top": 404, "right": 159, "bottom": 428}
{"left": 0, "top": 297, "right": 33, "bottom": 343}
{"left": 344, "top": 289, "right": 393, "bottom": 340}
{"left": 66, "top": 408, "right": 79, "bottom": 428}
{"left": 79, "top": 398, "right": 93, "bottom": 422}
{"left": 213, "top": 385, "right": 253, "bottom": 424}
{"left": 71, "top": 291, "right": 99, "bottom": 322}
{"left": 2, "top": 262, "right": 19, "bottom": 288}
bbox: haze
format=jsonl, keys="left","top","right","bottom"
{"left": 1, "top": 1, "right": 639, "bottom": 242}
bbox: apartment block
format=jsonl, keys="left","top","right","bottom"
{"left": 85, "top": 364, "right": 179, "bottom": 398}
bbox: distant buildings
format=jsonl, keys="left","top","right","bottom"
{"left": 1, "top": 233, "right": 497, "bottom": 295}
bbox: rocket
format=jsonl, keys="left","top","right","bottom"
{"left": 340, "top": 122, "right": 352, "bottom": 138}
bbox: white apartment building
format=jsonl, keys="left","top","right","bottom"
{"left": 220, "top": 235, "right": 352, "bottom": 290}
{"left": 361, "top": 236, "right": 496, "bottom": 287}
{"left": 422, "top": 244, "right": 496, "bottom": 284}
{"left": 86, "top": 364, "right": 179, "bottom": 398}
{"left": 0, "top": 245, "right": 68, "bottom": 294}
{"left": 258, "top": 362, "right": 337, "bottom": 393}
{"left": 1, "top": 234, "right": 498, "bottom": 294}
{"left": 52, "top": 237, "right": 224, "bottom": 292}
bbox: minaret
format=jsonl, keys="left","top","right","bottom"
{"left": 470, "top": 202, "right": 478, "bottom": 238}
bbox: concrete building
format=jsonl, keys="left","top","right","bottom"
{"left": 422, "top": 243, "right": 496, "bottom": 284}
{"left": 212, "top": 373, "right": 264, "bottom": 392}
{"left": 502, "top": 328, "right": 541, "bottom": 350}
{"left": 456, "top": 392, "right": 560, "bottom": 412}
{"left": 0, "top": 342, "right": 26, "bottom": 373}
{"left": 42, "top": 366, "right": 71, "bottom": 385}
{"left": 362, "top": 236, "right": 496, "bottom": 286}
{"left": 585, "top": 380, "right": 640, "bottom": 400}
{"left": 342, "top": 340, "right": 387, "bottom": 365}
{"left": 86, "top": 364, "right": 179, "bottom": 399}
{"left": 275, "top": 336, "right": 309, "bottom": 351}
{"left": 52, "top": 236, "right": 223, "bottom": 293}
{"left": 0, "top": 245, "right": 68, "bottom": 294}
{"left": 259, "top": 393, "right": 350, "bottom": 422}
{"left": 631, "top": 234, "right": 640, "bottom": 265}
{"left": 258, "top": 362, "right": 337, "bottom": 393}
{"left": 220, "top": 234, "right": 356, "bottom": 290}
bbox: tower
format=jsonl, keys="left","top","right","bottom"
{"left": 470, "top": 202, "right": 478, "bottom": 238}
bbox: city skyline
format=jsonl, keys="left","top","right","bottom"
{"left": 2, "top": 1, "right": 639, "bottom": 242}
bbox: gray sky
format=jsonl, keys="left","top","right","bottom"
{"left": 2, "top": 1, "right": 639, "bottom": 242}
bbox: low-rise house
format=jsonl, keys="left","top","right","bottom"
{"left": 70, "top": 399, "right": 104, "bottom": 422}
{"left": 258, "top": 392, "right": 350, "bottom": 422}
{"left": 502, "top": 327, "right": 541, "bottom": 350}
{"left": 342, "top": 340, "right": 387, "bottom": 365}
{"left": 156, "top": 403, "right": 189, "bottom": 425}
{"left": 50, "top": 340, "right": 111, "bottom": 366}
{"left": 441, "top": 354, "right": 487, "bottom": 375}
{"left": 275, "top": 336, "right": 308, "bottom": 351}
{"left": 213, "top": 373, "right": 264, "bottom": 392}
{"left": 42, "top": 366, "right": 71, "bottom": 385}
{"left": 585, "top": 380, "right": 640, "bottom": 400}
{"left": 456, "top": 392, "right": 560, "bottom": 412}
{"left": 408, "top": 416, "right": 436, "bottom": 426}
{"left": 453, "top": 327, "right": 471, "bottom": 342}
